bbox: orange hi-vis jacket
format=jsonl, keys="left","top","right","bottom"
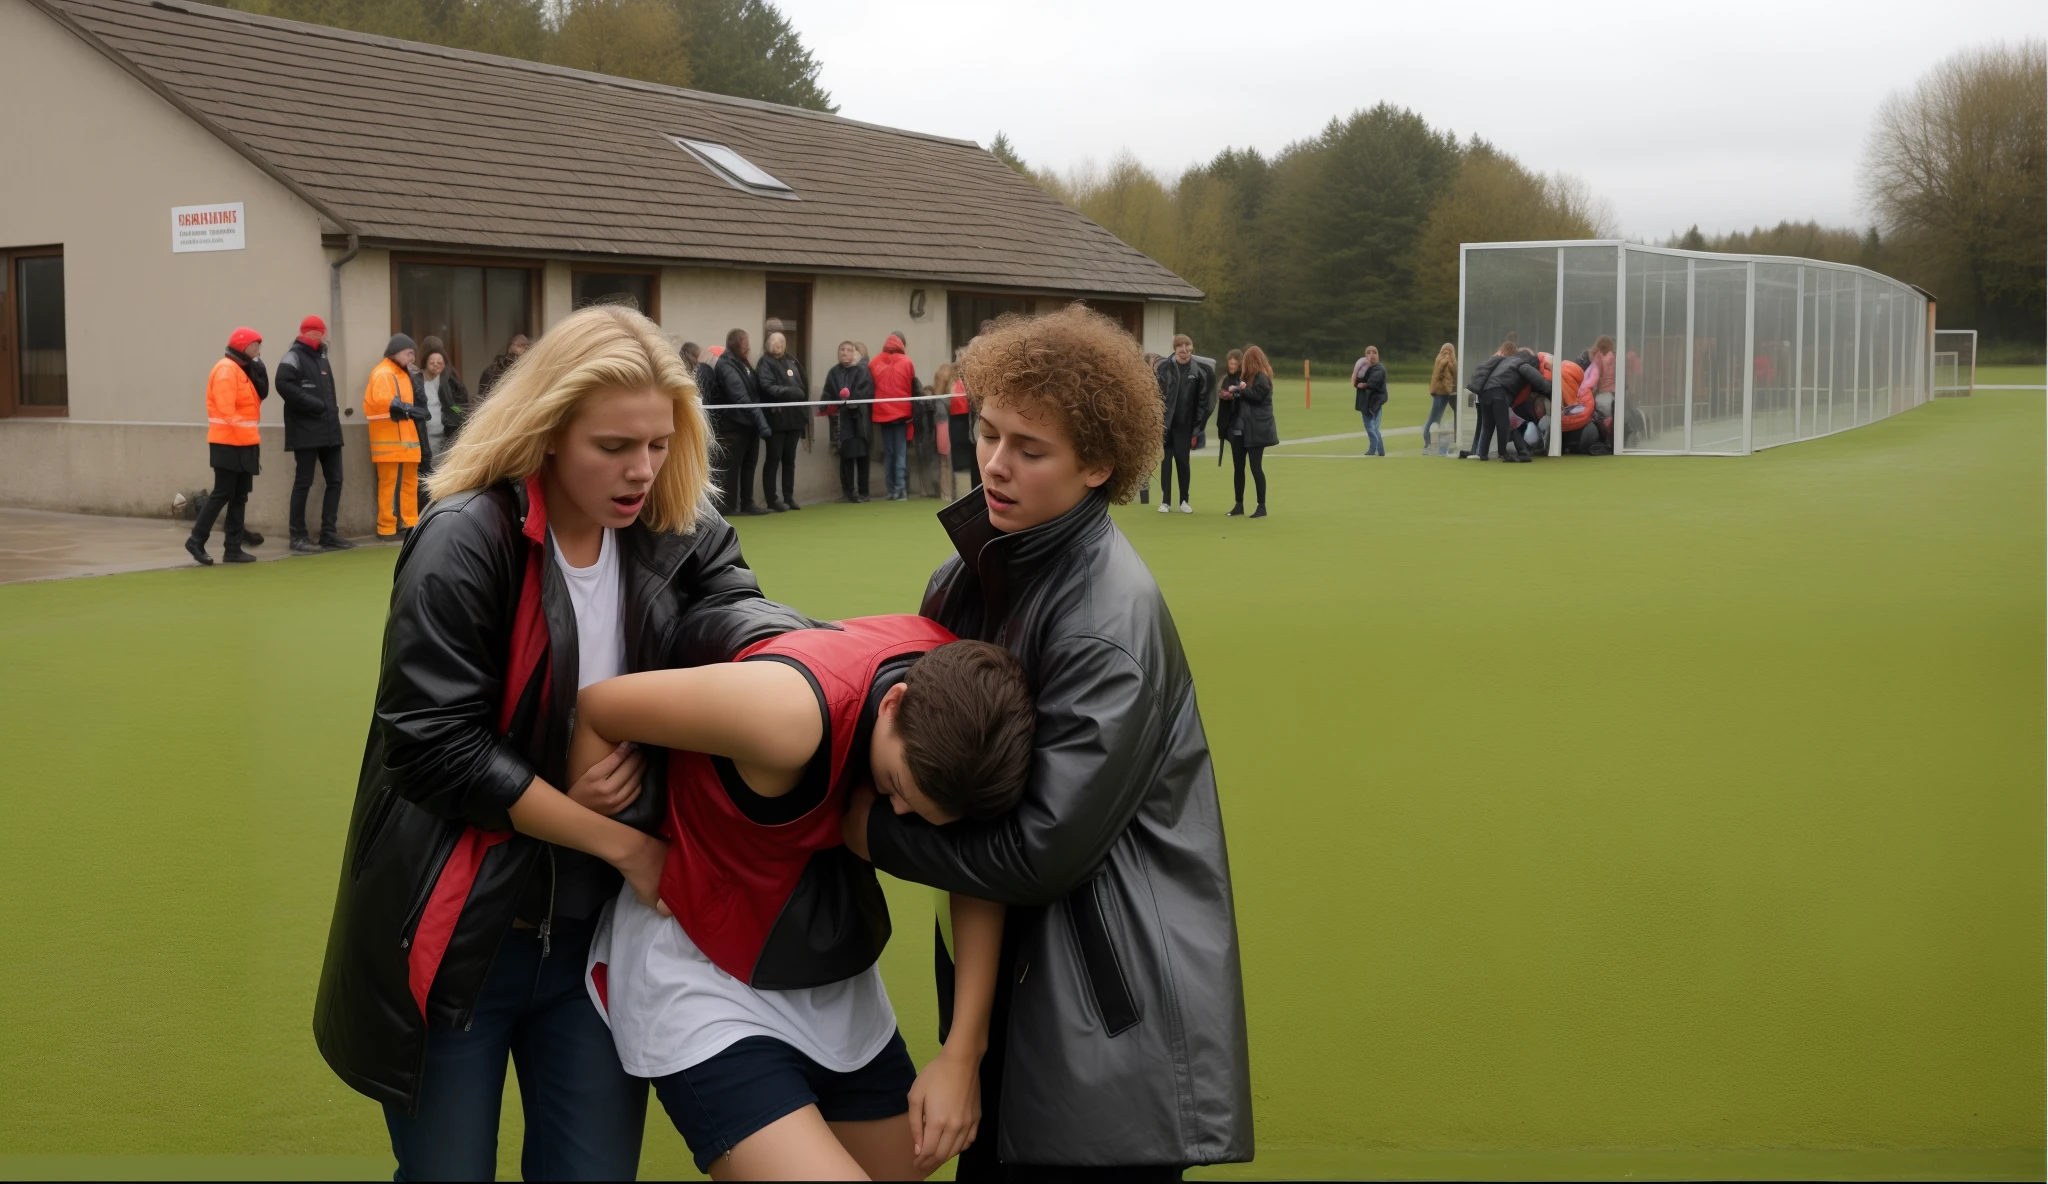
{"left": 206, "top": 356, "right": 263, "bottom": 446}
{"left": 363, "top": 357, "right": 421, "bottom": 464}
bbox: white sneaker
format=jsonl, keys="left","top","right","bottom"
{"left": 1158, "top": 502, "right": 1171, "bottom": 513}
{"left": 1178, "top": 501, "right": 1193, "bottom": 513}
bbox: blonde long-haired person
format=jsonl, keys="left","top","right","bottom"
{"left": 315, "top": 305, "right": 806, "bottom": 1181}
{"left": 1424, "top": 343, "right": 1457, "bottom": 449}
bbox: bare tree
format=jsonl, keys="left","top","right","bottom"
{"left": 1861, "top": 41, "right": 2046, "bottom": 341}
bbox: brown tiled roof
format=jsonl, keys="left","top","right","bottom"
{"left": 42, "top": 0, "right": 1201, "bottom": 301}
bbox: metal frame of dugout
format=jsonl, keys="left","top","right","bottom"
{"left": 1456, "top": 240, "right": 1935, "bottom": 457}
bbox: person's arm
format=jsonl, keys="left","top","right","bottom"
{"left": 1519, "top": 362, "right": 1552, "bottom": 396}
{"left": 857, "top": 634, "right": 1163, "bottom": 905}
{"left": 506, "top": 777, "right": 667, "bottom": 908}
{"left": 565, "top": 662, "right": 822, "bottom": 789}
{"left": 1241, "top": 374, "right": 1272, "bottom": 408}
{"left": 247, "top": 359, "right": 269, "bottom": 401}
{"left": 908, "top": 894, "right": 1003, "bottom": 1173}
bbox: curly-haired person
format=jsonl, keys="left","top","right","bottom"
{"left": 844, "top": 303, "right": 1254, "bottom": 1180}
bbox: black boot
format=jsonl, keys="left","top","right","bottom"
{"left": 290, "top": 536, "right": 323, "bottom": 554}
{"left": 185, "top": 537, "right": 214, "bottom": 566}
{"left": 222, "top": 548, "right": 257, "bottom": 564}
{"left": 319, "top": 534, "right": 356, "bottom": 550}
{"left": 1225, "top": 504, "right": 1243, "bottom": 517}
{"left": 240, "top": 530, "right": 265, "bottom": 547}
{"left": 1250, "top": 505, "right": 1268, "bottom": 519}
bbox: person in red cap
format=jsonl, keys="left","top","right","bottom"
{"left": 186, "top": 326, "right": 269, "bottom": 565}
{"left": 276, "top": 314, "right": 353, "bottom": 551}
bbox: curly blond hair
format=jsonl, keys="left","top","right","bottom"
{"left": 425, "top": 305, "right": 712, "bottom": 533}
{"left": 959, "top": 304, "right": 1162, "bottom": 503}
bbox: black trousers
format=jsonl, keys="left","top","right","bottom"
{"left": 839, "top": 453, "right": 870, "bottom": 498}
{"left": 760, "top": 429, "right": 801, "bottom": 504}
{"left": 1158, "top": 428, "right": 1193, "bottom": 503}
{"left": 190, "top": 467, "right": 254, "bottom": 551}
{"left": 1231, "top": 442, "right": 1266, "bottom": 507}
{"left": 716, "top": 432, "right": 762, "bottom": 512}
{"left": 289, "top": 446, "right": 344, "bottom": 539}
{"left": 1485, "top": 393, "right": 1525, "bottom": 458}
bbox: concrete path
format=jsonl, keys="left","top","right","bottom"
{"left": 0, "top": 507, "right": 381, "bottom": 585}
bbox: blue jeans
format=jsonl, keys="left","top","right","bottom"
{"left": 1422, "top": 395, "right": 1453, "bottom": 446}
{"left": 384, "top": 918, "right": 645, "bottom": 1181}
{"left": 879, "top": 421, "right": 908, "bottom": 496}
{"left": 1361, "top": 409, "right": 1385, "bottom": 455}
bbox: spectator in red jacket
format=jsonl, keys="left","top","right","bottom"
{"left": 867, "top": 332, "right": 919, "bottom": 500}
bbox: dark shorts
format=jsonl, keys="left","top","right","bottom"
{"left": 651, "top": 1031, "right": 916, "bottom": 1172}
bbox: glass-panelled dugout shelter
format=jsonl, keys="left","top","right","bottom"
{"left": 1457, "top": 241, "right": 1935, "bottom": 456}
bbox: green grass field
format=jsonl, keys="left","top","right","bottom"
{"left": 1, "top": 393, "right": 2042, "bottom": 1181}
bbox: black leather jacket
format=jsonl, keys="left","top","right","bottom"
{"left": 867, "top": 490, "right": 1254, "bottom": 1167}
{"left": 709, "top": 352, "right": 770, "bottom": 438}
{"left": 313, "top": 480, "right": 807, "bottom": 1112}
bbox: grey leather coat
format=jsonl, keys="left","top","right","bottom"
{"left": 867, "top": 489, "right": 1254, "bottom": 1168}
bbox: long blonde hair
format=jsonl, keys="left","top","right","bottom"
{"left": 425, "top": 305, "right": 712, "bottom": 533}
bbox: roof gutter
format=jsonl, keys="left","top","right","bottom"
{"left": 27, "top": 0, "right": 365, "bottom": 370}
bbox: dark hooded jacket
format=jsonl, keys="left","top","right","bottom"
{"left": 275, "top": 336, "right": 342, "bottom": 451}
{"left": 823, "top": 360, "right": 873, "bottom": 459}
{"left": 1353, "top": 360, "right": 1388, "bottom": 415}
{"left": 1231, "top": 371, "right": 1280, "bottom": 449}
{"left": 710, "top": 351, "right": 770, "bottom": 438}
{"left": 866, "top": 489, "right": 1254, "bottom": 1168}
{"left": 313, "top": 479, "right": 809, "bottom": 1113}
{"left": 755, "top": 350, "right": 810, "bottom": 433}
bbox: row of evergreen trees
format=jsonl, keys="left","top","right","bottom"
{"left": 995, "top": 106, "right": 1613, "bottom": 367}
{"left": 1003, "top": 41, "right": 2043, "bottom": 365}
{"left": 199, "top": 0, "right": 834, "bottom": 111}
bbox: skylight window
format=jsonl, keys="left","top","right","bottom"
{"left": 670, "top": 137, "right": 795, "bottom": 198}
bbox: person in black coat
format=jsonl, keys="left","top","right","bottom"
{"left": 754, "top": 331, "right": 809, "bottom": 512}
{"left": 1153, "top": 334, "right": 1212, "bottom": 512}
{"left": 276, "top": 314, "right": 353, "bottom": 551}
{"left": 707, "top": 330, "right": 771, "bottom": 515}
{"left": 1353, "top": 346, "right": 1389, "bottom": 456}
{"left": 1470, "top": 347, "right": 1548, "bottom": 463}
{"left": 821, "top": 340, "right": 873, "bottom": 502}
{"left": 474, "top": 333, "right": 528, "bottom": 403}
{"left": 1226, "top": 345, "right": 1280, "bottom": 517}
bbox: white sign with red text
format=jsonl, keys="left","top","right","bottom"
{"left": 171, "top": 202, "right": 246, "bottom": 253}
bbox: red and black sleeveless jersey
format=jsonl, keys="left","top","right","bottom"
{"left": 657, "top": 614, "right": 957, "bottom": 989}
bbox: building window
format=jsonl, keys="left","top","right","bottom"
{"left": 394, "top": 258, "right": 537, "bottom": 382}
{"left": 572, "top": 269, "right": 658, "bottom": 319}
{"left": 1, "top": 247, "right": 67, "bottom": 417}
{"left": 765, "top": 277, "right": 812, "bottom": 376}
{"left": 948, "top": 292, "right": 1034, "bottom": 357}
{"left": 669, "top": 137, "right": 797, "bottom": 199}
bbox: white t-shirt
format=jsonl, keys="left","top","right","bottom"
{"left": 588, "top": 889, "right": 897, "bottom": 1079}
{"left": 551, "top": 527, "right": 624, "bottom": 689}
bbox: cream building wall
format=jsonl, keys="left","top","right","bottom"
{"left": 0, "top": 1, "right": 381, "bottom": 532}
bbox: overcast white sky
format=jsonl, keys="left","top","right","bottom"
{"left": 777, "top": 0, "right": 2041, "bottom": 241}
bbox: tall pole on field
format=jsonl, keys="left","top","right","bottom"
{"left": 1304, "top": 358, "right": 1311, "bottom": 409}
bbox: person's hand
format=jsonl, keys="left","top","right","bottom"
{"left": 759, "top": 427, "right": 773, "bottom": 440}
{"left": 566, "top": 742, "right": 644, "bottom": 816}
{"left": 617, "top": 832, "right": 672, "bottom": 916}
{"left": 908, "top": 1047, "right": 982, "bottom": 1174}
{"left": 841, "top": 786, "right": 876, "bottom": 860}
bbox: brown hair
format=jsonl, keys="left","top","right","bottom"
{"left": 932, "top": 361, "right": 959, "bottom": 396}
{"left": 1592, "top": 335, "right": 1615, "bottom": 355}
{"left": 896, "top": 641, "right": 1036, "bottom": 820}
{"left": 1497, "top": 334, "right": 1518, "bottom": 355}
{"left": 1240, "top": 345, "right": 1273, "bottom": 381}
{"left": 959, "top": 304, "right": 1162, "bottom": 504}
{"left": 1225, "top": 348, "right": 1243, "bottom": 372}
{"left": 1170, "top": 334, "right": 1192, "bottom": 349}
{"left": 724, "top": 328, "right": 750, "bottom": 359}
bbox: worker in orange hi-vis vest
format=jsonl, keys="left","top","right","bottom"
{"left": 364, "top": 333, "right": 426, "bottom": 539}
{"left": 185, "top": 326, "right": 269, "bottom": 566}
